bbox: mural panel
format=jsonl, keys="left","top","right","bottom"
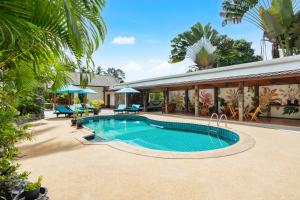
{"left": 169, "top": 90, "right": 185, "bottom": 112}
{"left": 259, "top": 84, "right": 300, "bottom": 119}
{"left": 199, "top": 89, "right": 214, "bottom": 116}
{"left": 218, "top": 87, "right": 239, "bottom": 113}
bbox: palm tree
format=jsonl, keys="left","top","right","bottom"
{"left": 169, "top": 23, "right": 218, "bottom": 64}
{"left": 169, "top": 22, "right": 261, "bottom": 70}
{"left": 220, "top": 0, "right": 300, "bottom": 58}
{"left": 0, "top": 0, "right": 106, "bottom": 71}
{"left": 186, "top": 37, "right": 217, "bottom": 69}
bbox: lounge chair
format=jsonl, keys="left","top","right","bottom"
{"left": 85, "top": 104, "right": 94, "bottom": 113}
{"left": 54, "top": 105, "right": 74, "bottom": 118}
{"left": 229, "top": 105, "right": 238, "bottom": 120}
{"left": 249, "top": 106, "right": 261, "bottom": 121}
{"left": 114, "top": 104, "right": 127, "bottom": 114}
{"left": 126, "top": 104, "right": 141, "bottom": 114}
{"left": 69, "top": 104, "right": 84, "bottom": 113}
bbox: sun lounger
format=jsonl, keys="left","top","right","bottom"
{"left": 54, "top": 105, "right": 74, "bottom": 118}
{"left": 126, "top": 104, "right": 141, "bottom": 114}
{"left": 114, "top": 104, "right": 127, "bottom": 114}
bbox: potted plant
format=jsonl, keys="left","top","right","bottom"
{"left": 71, "top": 110, "right": 79, "bottom": 126}
{"left": 71, "top": 97, "right": 81, "bottom": 126}
{"left": 23, "top": 176, "right": 43, "bottom": 200}
{"left": 90, "top": 100, "right": 104, "bottom": 115}
{"left": 76, "top": 118, "right": 83, "bottom": 129}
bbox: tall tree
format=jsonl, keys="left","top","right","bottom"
{"left": 169, "top": 22, "right": 261, "bottom": 71}
{"left": 106, "top": 68, "right": 126, "bottom": 83}
{"left": 220, "top": 0, "right": 300, "bottom": 58}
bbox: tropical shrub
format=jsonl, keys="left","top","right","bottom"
{"left": 24, "top": 176, "right": 43, "bottom": 192}
{"left": 0, "top": 0, "right": 107, "bottom": 198}
{"left": 90, "top": 99, "right": 104, "bottom": 109}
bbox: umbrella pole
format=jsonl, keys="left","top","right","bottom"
{"left": 125, "top": 93, "right": 127, "bottom": 106}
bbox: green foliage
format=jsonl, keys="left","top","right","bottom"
{"left": 0, "top": 0, "right": 106, "bottom": 70}
{"left": 24, "top": 176, "right": 43, "bottom": 192}
{"left": 283, "top": 106, "right": 299, "bottom": 115}
{"left": 17, "top": 94, "right": 42, "bottom": 116}
{"left": 220, "top": 0, "right": 300, "bottom": 57}
{"left": 0, "top": 90, "right": 31, "bottom": 199}
{"left": 216, "top": 39, "right": 262, "bottom": 67}
{"left": 0, "top": 0, "right": 107, "bottom": 197}
{"left": 169, "top": 23, "right": 218, "bottom": 64}
{"left": 96, "top": 67, "right": 125, "bottom": 83}
{"left": 169, "top": 22, "right": 261, "bottom": 71}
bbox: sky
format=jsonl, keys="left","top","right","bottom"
{"left": 93, "top": 0, "right": 270, "bottom": 82}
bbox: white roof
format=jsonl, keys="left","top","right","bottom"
{"left": 111, "top": 55, "right": 300, "bottom": 90}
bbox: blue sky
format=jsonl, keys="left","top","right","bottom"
{"left": 93, "top": 0, "right": 269, "bottom": 82}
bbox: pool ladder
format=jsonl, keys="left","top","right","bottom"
{"left": 208, "top": 113, "right": 228, "bottom": 128}
{"left": 208, "top": 113, "right": 228, "bottom": 145}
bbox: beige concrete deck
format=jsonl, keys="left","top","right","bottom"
{"left": 17, "top": 110, "right": 300, "bottom": 200}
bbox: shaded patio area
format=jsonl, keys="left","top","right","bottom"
{"left": 111, "top": 56, "right": 300, "bottom": 126}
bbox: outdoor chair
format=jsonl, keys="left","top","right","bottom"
{"left": 69, "top": 104, "right": 84, "bottom": 114}
{"left": 249, "top": 106, "right": 261, "bottom": 121}
{"left": 229, "top": 105, "right": 238, "bottom": 120}
{"left": 114, "top": 104, "right": 127, "bottom": 114}
{"left": 126, "top": 104, "right": 141, "bottom": 114}
{"left": 54, "top": 105, "right": 74, "bottom": 118}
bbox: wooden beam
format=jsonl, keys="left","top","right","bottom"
{"left": 185, "top": 89, "right": 189, "bottom": 112}
{"left": 238, "top": 82, "right": 244, "bottom": 121}
{"left": 143, "top": 90, "right": 148, "bottom": 112}
{"left": 214, "top": 87, "right": 219, "bottom": 114}
{"left": 195, "top": 85, "right": 199, "bottom": 117}
{"left": 164, "top": 88, "right": 169, "bottom": 113}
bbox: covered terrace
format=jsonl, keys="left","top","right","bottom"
{"left": 111, "top": 55, "right": 300, "bottom": 124}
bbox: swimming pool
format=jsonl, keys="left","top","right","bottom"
{"left": 82, "top": 115, "right": 239, "bottom": 152}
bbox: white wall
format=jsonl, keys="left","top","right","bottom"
{"left": 86, "top": 86, "right": 104, "bottom": 101}
{"left": 105, "top": 92, "right": 115, "bottom": 107}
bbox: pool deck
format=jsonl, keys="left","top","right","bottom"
{"left": 17, "top": 110, "right": 300, "bottom": 200}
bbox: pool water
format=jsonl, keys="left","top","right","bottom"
{"left": 84, "top": 119, "right": 237, "bottom": 152}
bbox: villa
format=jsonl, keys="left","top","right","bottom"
{"left": 110, "top": 55, "right": 300, "bottom": 125}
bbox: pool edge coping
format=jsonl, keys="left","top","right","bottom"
{"left": 74, "top": 114, "right": 256, "bottom": 159}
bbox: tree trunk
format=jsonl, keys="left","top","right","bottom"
{"left": 272, "top": 42, "right": 280, "bottom": 58}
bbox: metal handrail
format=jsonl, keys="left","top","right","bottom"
{"left": 218, "top": 114, "right": 228, "bottom": 128}
{"left": 208, "top": 113, "right": 219, "bottom": 126}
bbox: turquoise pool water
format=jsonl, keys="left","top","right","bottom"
{"left": 84, "top": 118, "right": 238, "bottom": 152}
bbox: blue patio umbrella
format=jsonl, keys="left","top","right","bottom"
{"left": 78, "top": 88, "right": 98, "bottom": 94}
{"left": 116, "top": 87, "right": 140, "bottom": 106}
{"left": 56, "top": 84, "right": 84, "bottom": 105}
{"left": 56, "top": 84, "right": 83, "bottom": 93}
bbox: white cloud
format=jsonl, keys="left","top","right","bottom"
{"left": 121, "top": 61, "right": 142, "bottom": 71}
{"left": 148, "top": 59, "right": 163, "bottom": 64}
{"left": 112, "top": 36, "right": 136, "bottom": 45}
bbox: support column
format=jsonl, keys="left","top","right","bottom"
{"left": 238, "top": 82, "right": 244, "bottom": 121}
{"left": 164, "top": 88, "right": 169, "bottom": 113}
{"left": 254, "top": 85, "right": 259, "bottom": 107}
{"left": 184, "top": 89, "right": 189, "bottom": 112}
{"left": 195, "top": 85, "right": 199, "bottom": 117}
{"left": 214, "top": 87, "right": 219, "bottom": 114}
{"left": 143, "top": 90, "right": 149, "bottom": 112}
